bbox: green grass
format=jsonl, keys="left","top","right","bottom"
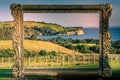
{"left": 0, "top": 69, "right": 12, "bottom": 78}
{"left": 25, "top": 64, "right": 99, "bottom": 69}
{"left": 0, "top": 64, "right": 98, "bottom": 78}
{"left": 110, "top": 61, "right": 120, "bottom": 77}
{"left": 0, "top": 62, "right": 119, "bottom": 78}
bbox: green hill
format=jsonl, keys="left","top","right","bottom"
{"left": 0, "top": 21, "right": 64, "bottom": 32}
{"left": 0, "top": 21, "right": 83, "bottom": 40}
{"left": 0, "top": 21, "right": 65, "bottom": 39}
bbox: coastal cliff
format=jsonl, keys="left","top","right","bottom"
{"left": 66, "top": 27, "right": 84, "bottom": 35}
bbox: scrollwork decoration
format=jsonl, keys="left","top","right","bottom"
{"left": 10, "top": 4, "right": 24, "bottom": 78}
{"left": 101, "top": 4, "right": 112, "bottom": 19}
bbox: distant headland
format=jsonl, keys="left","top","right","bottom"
{"left": 0, "top": 21, "right": 84, "bottom": 40}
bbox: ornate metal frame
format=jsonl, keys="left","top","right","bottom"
{"left": 10, "top": 4, "right": 112, "bottom": 78}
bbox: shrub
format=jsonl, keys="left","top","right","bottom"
{"left": 76, "top": 45, "right": 91, "bottom": 53}
{"left": 39, "top": 50, "right": 47, "bottom": 56}
{"left": 49, "top": 51, "right": 57, "bottom": 56}
{"left": 0, "top": 49, "right": 13, "bottom": 57}
{"left": 24, "top": 49, "right": 37, "bottom": 57}
{"left": 89, "top": 45, "right": 99, "bottom": 53}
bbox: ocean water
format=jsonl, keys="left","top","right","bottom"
{"left": 110, "top": 27, "right": 120, "bottom": 41}
{"left": 38, "top": 27, "right": 120, "bottom": 41}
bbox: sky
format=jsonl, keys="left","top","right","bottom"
{"left": 0, "top": 0, "right": 120, "bottom": 27}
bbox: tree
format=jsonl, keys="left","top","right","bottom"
{"left": 109, "top": 47, "right": 117, "bottom": 54}
{"left": 39, "top": 50, "right": 47, "bottom": 56}
{"left": 49, "top": 51, "right": 57, "bottom": 56}
{"left": 116, "top": 49, "right": 120, "bottom": 54}
{"left": 89, "top": 45, "right": 99, "bottom": 53}
{"left": 0, "top": 49, "right": 13, "bottom": 57}
{"left": 66, "top": 44, "right": 75, "bottom": 50}
{"left": 40, "top": 26, "right": 57, "bottom": 35}
{"left": 24, "top": 50, "right": 37, "bottom": 57}
{"left": 76, "top": 45, "right": 91, "bottom": 53}
{"left": 112, "top": 40, "right": 120, "bottom": 49}
{"left": 0, "top": 27, "right": 13, "bottom": 40}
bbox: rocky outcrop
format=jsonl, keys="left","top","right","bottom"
{"left": 76, "top": 29, "right": 84, "bottom": 35}
{"left": 66, "top": 27, "right": 84, "bottom": 35}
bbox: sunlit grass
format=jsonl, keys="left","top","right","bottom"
{"left": 72, "top": 43, "right": 96, "bottom": 46}
{"left": 109, "top": 60, "right": 120, "bottom": 77}
{"left": 0, "top": 40, "right": 82, "bottom": 55}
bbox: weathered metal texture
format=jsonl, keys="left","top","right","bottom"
{"left": 24, "top": 68, "right": 99, "bottom": 77}
{"left": 10, "top": 3, "right": 112, "bottom": 78}
{"left": 23, "top": 5, "right": 100, "bottom": 13}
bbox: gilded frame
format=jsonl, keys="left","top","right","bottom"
{"left": 10, "top": 4, "right": 112, "bottom": 78}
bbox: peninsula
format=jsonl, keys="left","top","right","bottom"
{"left": 0, "top": 21, "right": 84, "bottom": 40}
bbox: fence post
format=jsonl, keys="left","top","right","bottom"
{"left": 110, "top": 55, "right": 112, "bottom": 63}
{"left": 79, "top": 55, "right": 81, "bottom": 64}
{"left": 67, "top": 56, "right": 69, "bottom": 66}
{"left": 28, "top": 57, "right": 30, "bottom": 67}
{"left": 50, "top": 56, "right": 52, "bottom": 67}
{"left": 62, "top": 55, "right": 64, "bottom": 66}
{"left": 83, "top": 55, "right": 85, "bottom": 64}
{"left": 34, "top": 56, "right": 36, "bottom": 68}
{"left": 40, "top": 56, "right": 42, "bottom": 67}
{"left": 57, "top": 56, "right": 58, "bottom": 66}
{"left": 89, "top": 54, "right": 90, "bottom": 64}
{"left": 48, "top": 56, "right": 50, "bottom": 67}
{"left": 73, "top": 55, "right": 75, "bottom": 65}
{"left": 2, "top": 57, "right": 3, "bottom": 68}
{"left": 9, "top": 57, "right": 11, "bottom": 68}
{"left": 93, "top": 55, "right": 95, "bottom": 64}
{"left": 45, "top": 56, "right": 47, "bottom": 67}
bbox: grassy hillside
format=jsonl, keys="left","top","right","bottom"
{"left": 0, "top": 21, "right": 64, "bottom": 32}
{"left": 0, "top": 21, "right": 13, "bottom": 28}
{"left": 0, "top": 40, "right": 82, "bottom": 55}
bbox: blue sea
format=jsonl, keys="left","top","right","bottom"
{"left": 38, "top": 27, "right": 120, "bottom": 41}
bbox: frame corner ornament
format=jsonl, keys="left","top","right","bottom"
{"left": 101, "top": 4, "right": 112, "bottom": 19}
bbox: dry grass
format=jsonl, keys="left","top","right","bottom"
{"left": 0, "top": 40, "right": 13, "bottom": 50}
{"left": 72, "top": 43, "right": 96, "bottom": 46}
{"left": 0, "top": 40, "right": 82, "bottom": 55}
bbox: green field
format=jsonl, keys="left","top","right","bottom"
{"left": 0, "top": 64, "right": 98, "bottom": 78}
{"left": 0, "top": 62, "right": 119, "bottom": 78}
{"left": 0, "top": 69, "right": 12, "bottom": 78}
{"left": 110, "top": 61, "right": 120, "bottom": 77}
